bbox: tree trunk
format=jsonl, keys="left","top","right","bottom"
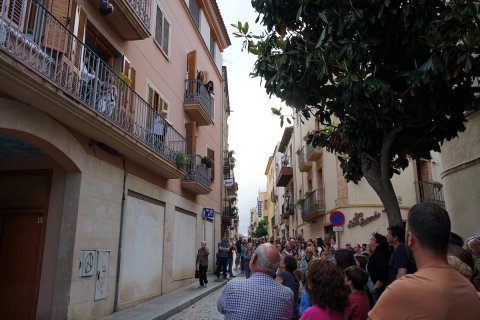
{"left": 361, "top": 155, "right": 403, "bottom": 227}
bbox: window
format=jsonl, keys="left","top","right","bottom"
{"left": 147, "top": 85, "right": 169, "bottom": 114}
{"left": 155, "top": 5, "right": 170, "bottom": 56}
{"left": 210, "top": 34, "right": 216, "bottom": 60}
{"left": 189, "top": 0, "right": 200, "bottom": 28}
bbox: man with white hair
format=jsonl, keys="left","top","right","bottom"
{"left": 217, "top": 243, "right": 293, "bottom": 320}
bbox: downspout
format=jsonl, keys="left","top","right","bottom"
{"left": 114, "top": 156, "right": 127, "bottom": 312}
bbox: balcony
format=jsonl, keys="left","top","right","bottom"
{"left": 276, "top": 156, "right": 293, "bottom": 187}
{"left": 94, "top": 0, "right": 152, "bottom": 40}
{"left": 184, "top": 79, "right": 214, "bottom": 126}
{"left": 414, "top": 181, "right": 445, "bottom": 209}
{"left": 307, "top": 143, "right": 322, "bottom": 161}
{"left": 222, "top": 209, "right": 233, "bottom": 226}
{"left": 301, "top": 190, "right": 326, "bottom": 222}
{"left": 0, "top": 0, "right": 185, "bottom": 179}
{"left": 281, "top": 198, "right": 295, "bottom": 219}
{"left": 298, "top": 146, "right": 312, "bottom": 172}
{"left": 181, "top": 154, "right": 212, "bottom": 194}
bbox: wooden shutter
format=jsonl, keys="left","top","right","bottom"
{"left": 185, "top": 122, "right": 197, "bottom": 155}
{"left": 207, "top": 148, "right": 215, "bottom": 181}
{"left": 121, "top": 57, "right": 136, "bottom": 131}
{"left": 187, "top": 51, "right": 197, "bottom": 80}
{"left": 43, "top": 0, "right": 69, "bottom": 53}
{"left": 2, "top": 0, "right": 24, "bottom": 28}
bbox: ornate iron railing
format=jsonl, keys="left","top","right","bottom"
{"left": 301, "top": 190, "right": 326, "bottom": 220}
{"left": 127, "top": 0, "right": 152, "bottom": 28}
{"left": 182, "top": 154, "right": 211, "bottom": 188}
{"left": 0, "top": 0, "right": 186, "bottom": 167}
{"left": 281, "top": 197, "right": 295, "bottom": 219}
{"left": 184, "top": 79, "right": 213, "bottom": 118}
{"left": 298, "top": 146, "right": 308, "bottom": 168}
{"left": 414, "top": 181, "right": 445, "bottom": 208}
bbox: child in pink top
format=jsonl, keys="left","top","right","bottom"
{"left": 300, "top": 261, "right": 349, "bottom": 320}
{"left": 344, "top": 266, "right": 370, "bottom": 320}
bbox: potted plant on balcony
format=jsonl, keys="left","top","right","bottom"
{"left": 282, "top": 157, "right": 289, "bottom": 166}
{"left": 175, "top": 152, "right": 190, "bottom": 170}
{"left": 201, "top": 156, "right": 213, "bottom": 168}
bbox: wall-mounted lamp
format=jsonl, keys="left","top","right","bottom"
{"left": 99, "top": 0, "right": 114, "bottom": 16}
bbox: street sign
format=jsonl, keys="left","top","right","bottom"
{"left": 329, "top": 210, "right": 345, "bottom": 226}
{"left": 333, "top": 226, "right": 344, "bottom": 232}
{"left": 202, "top": 208, "right": 214, "bottom": 219}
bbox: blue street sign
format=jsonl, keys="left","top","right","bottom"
{"left": 203, "top": 208, "right": 214, "bottom": 219}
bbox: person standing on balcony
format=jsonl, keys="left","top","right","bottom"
{"left": 97, "top": 72, "right": 117, "bottom": 117}
{"left": 196, "top": 71, "right": 204, "bottom": 94}
{"left": 81, "top": 62, "right": 95, "bottom": 103}
{"left": 153, "top": 110, "right": 168, "bottom": 150}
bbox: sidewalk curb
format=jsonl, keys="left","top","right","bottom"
{"left": 153, "top": 280, "right": 228, "bottom": 320}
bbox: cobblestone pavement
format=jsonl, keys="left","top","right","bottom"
{"left": 166, "top": 285, "right": 223, "bottom": 320}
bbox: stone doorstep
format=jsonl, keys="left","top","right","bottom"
{"left": 100, "top": 275, "right": 228, "bottom": 320}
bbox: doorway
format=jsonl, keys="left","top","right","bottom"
{"left": 0, "top": 170, "right": 51, "bottom": 319}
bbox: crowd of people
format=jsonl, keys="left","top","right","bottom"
{"left": 197, "top": 203, "right": 480, "bottom": 319}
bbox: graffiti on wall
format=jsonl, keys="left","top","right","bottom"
{"left": 94, "top": 251, "right": 110, "bottom": 300}
{"left": 79, "top": 250, "right": 96, "bottom": 277}
{"left": 347, "top": 211, "right": 382, "bottom": 229}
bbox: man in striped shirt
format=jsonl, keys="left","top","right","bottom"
{"left": 217, "top": 243, "right": 293, "bottom": 320}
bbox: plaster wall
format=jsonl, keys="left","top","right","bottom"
{"left": 441, "top": 111, "right": 480, "bottom": 238}
{"left": 0, "top": 100, "right": 218, "bottom": 318}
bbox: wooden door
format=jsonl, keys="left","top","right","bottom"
{"left": 0, "top": 211, "right": 44, "bottom": 320}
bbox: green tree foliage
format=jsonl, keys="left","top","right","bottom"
{"left": 234, "top": 0, "right": 480, "bottom": 226}
{"left": 253, "top": 217, "right": 269, "bottom": 238}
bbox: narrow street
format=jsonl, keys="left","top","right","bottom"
{"left": 166, "top": 282, "right": 224, "bottom": 320}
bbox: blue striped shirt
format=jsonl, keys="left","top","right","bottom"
{"left": 217, "top": 272, "right": 294, "bottom": 320}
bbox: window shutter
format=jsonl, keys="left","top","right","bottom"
{"left": 187, "top": 51, "right": 197, "bottom": 80}
{"left": 163, "top": 18, "right": 170, "bottom": 55}
{"left": 155, "top": 6, "right": 163, "bottom": 47}
{"left": 130, "top": 66, "right": 136, "bottom": 90}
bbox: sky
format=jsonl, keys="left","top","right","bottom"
{"left": 217, "top": 1, "right": 287, "bottom": 235}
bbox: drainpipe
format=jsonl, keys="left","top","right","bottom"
{"left": 114, "top": 156, "right": 127, "bottom": 312}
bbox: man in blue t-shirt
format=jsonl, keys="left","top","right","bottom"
{"left": 215, "top": 236, "right": 230, "bottom": 281}
{"left": 386, "top": 226, "right": 416, "bottom": 284}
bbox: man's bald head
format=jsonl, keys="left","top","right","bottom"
{"left": 251, "top": 243, "right": 281, "bottom": 276}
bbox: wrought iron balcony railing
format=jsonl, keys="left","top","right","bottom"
{"left": 301, "top": 190, "right": 326, "bottom": 221}
{"left": 184, "top": 79, "right": 213, "bottom": 117}
{"left": 414, "top": 181, "right": 445, "bottom": 208}
{"left": 281, "top": 198, "right": 295, "bottom": 219}
{"left": 0, "top": 0, "right": 186, "bottom": 167}
{"left": 182, "top": 154, "right": 211, "bottom": 188}
{"left": 126, "top": 0, "right": 152, "bottom": 29}
{"left": 298, "top": 146, "right": 312, "bottom": 172}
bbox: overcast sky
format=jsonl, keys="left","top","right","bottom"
{"left": 217, "top": 0, "right": 287, "bottom": 235}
